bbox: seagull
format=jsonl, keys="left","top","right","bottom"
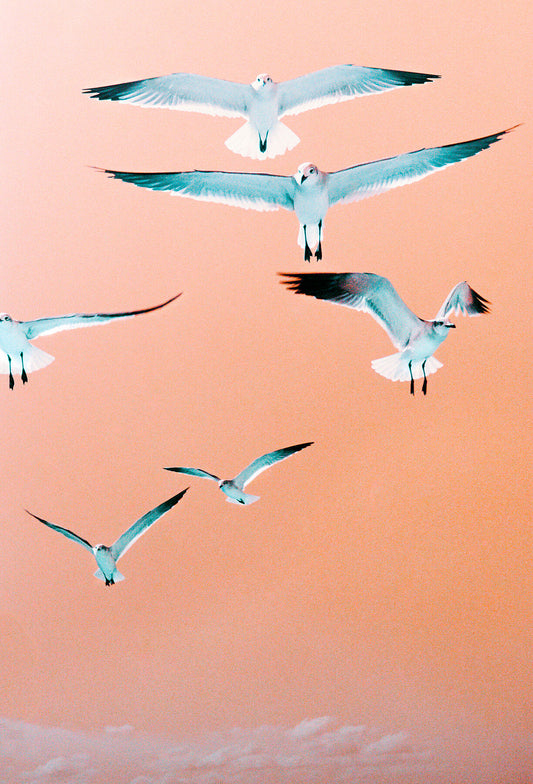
{"left": 0, "top": 293, "right": 181, "bottom": 388}
{"left": 99, "top": 127, "right": 514, "bottom": 262}
{"left": 164, "top": 441, "right": 313, "bottom": 505}
{"left": 280, "top": 273, "right": 490, "bottom": 395}
{"left": 26, "top": 488, "right": 189, "bottom": 585}
{"left": 84, "top": 65, "right": 439, "bottom": 160}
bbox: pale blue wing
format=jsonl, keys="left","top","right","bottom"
{"left": 164, "top": 466, "right": 221, "bottom": 482}
{"left": 111, "top": 488, "right": 189, "bottom": 561}
{"left": 234, "top": 442, "right": 313, "bottom": 489}
{"left": 280, "top": 273, "right": 422, "bottom": 350}
{"left": 23, "top": 294, "right": 180, "bottom": 339}
{"left": 278, "top": 65, "right": 439, "bottom": 116}
{"left": 435, "top": 282, "right": 490, "bottom": 320}
{"left": 101, "top": 168, "right": 296, "bottom": 212}
{"left": 327, "top": 128, "right": 512, "bottom": 206}
{"left": 84, "top": 73, "right": 249, "bottom": 118}
{"left": 26, "top": 510, "right": 93, "bottom": 553}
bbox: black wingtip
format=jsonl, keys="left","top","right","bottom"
{"left": 469, "top": 286, "right": 491, "bottom": 315}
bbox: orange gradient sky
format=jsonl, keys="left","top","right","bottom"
{"left": 1, "top": 0, "right": 531, "bottom": 782}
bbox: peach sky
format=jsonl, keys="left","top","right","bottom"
{"left": 1, "top": 0, "right": 531, "bottom": 782}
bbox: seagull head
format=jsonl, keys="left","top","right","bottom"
{"left": 432, "top": 319, "right": 456, "bottom": 334}
{"left": 0, "top": 313, "right": 13, "bottom": 322}
{"left": 252, "top": 73, "right": 273, "bottom": 91}
{"left": 94, "top": 543, "right": 110, "bottom": 552}
{"left": 295, "top": 162, "right": 319, "bottom": 185}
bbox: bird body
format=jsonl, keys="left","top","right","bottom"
{"left": 165, "top": 442, "right": 313, "bottom": 505}
{"left": 281, "top": 273, "right": 490, "bottom": 394}
{"left": 85, "top": 65, "right": 439, "bottom": 159}
{"left": 100, "top": 127, "right": 513, "bottom": 261}
{"left": 93, "top": 545, "right": 125, "bottom": 584}
{"left": 26, "top": 488, "right": 189, "bottom": 585}
{"left": 0, "top": 294, "right": 180, "bottom": 388}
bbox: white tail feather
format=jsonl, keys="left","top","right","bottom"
{"left": 0, "top": 345, "right": 54, "bottom": 375}
{"left": 225, "top": 121, "right": 299, "bottom": 160}
{"left": 371, "top": 353, "right": 443, "bottom": 382}
{"left": 225, "top": 492, "right": 260, "bottom": 505}
{"left": 297, "top": 223, "right": 320, "bottom": 250}
{"left": 93, "top": 568, "right": 125, "bottom": 583}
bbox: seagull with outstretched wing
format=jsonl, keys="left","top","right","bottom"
{"left": 100, "top": 127, "right": 514, "bottom": 262}
{"left": 164, "top": 442, "right": 313, "bottom": 505}
{"left": 280, "top": 273, "right": 490, "bottom": 395}
{"left": 26, "top": 488, "right": 189, "bottom": 585}
{"left": 84, "top": 65, "right": 439, "bottom": 160}
{"left": 0, "top": 293, "right": 181, "bottom": 389}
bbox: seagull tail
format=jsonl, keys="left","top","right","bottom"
{"left": 225, "top": 492, "right": 260, "bottom": 505}
{"left": 371, "top": 353, "right": 443, "bottom": 382}
{"left": 225, "top": 121, "right": 299, "bottom": 160}
{"left": 0, "top": 345, "right": 54, "bottom": 375}
{"left": 94, "top": 568, "right": 125, "bottom": 583}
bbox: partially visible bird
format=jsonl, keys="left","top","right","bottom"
{"left": 280, "top": 273, "right": 490, "bottom": 395}
{"left": 0, "top": 293, "right": 181, "bottom": 389}
{"left": 26, "top": 488, "right": 189, "bottom": 586}
{"left": 164, "top": 442, "right": 313, "bottom": 505}
{"left": 100, "top": 127, "right": 513, "bottom": 262}
{"left": 84, "top": 65, "right": 439, "bottom": 160}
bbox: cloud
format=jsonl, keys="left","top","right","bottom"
{"left": 0, "top": 716, "right": 428, "bottom": 784}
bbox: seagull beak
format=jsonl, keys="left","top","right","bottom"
{"left": 447, "top": 323, "right": 456, "bottom": 329}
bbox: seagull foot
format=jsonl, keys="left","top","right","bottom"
{"left": 9, "top": 374, "right": 14, "bottom": 390}
{"left": 304, "top": 246, "right": 313, "bottom": 262}
{"left": 422, "top": 378, "right": 427, "bottom": 395}
{"left": 315, "top": 245, "right": 322, "bottom": 262}
{"left": 21, "top": 369, "right": 28, "bottom": 384}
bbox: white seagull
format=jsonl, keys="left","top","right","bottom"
{"left": 164, "top": 441, "right": 313, "bottom": 505}
{"left": 26, "top": 488, "right": 189, "bottom": 585}
{"left": 84, "top": 65, "right": 439, "bottom": 160}
{"left": 0, "top": 293, "right": 181, "bottom": 389}
{"left": 280, "top": 273, "right": 490, "bottom": 395}
{"left": 100, "top": 127, "right": 513, "bottom": 262}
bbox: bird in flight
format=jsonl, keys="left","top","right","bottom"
{"left": 0, "top": 293, "right": 181, "bottom": 389}
{"left": 280, "top": 273, "right": 490, "bottom": 395}
{"left": 164, "top": 442, "right": 313, "bottom": 505}
{"left": 99, "top": 127, "right": 513, "bottom": 262}
{"left": 26, "top": 488, "right": 189, "bottom": 585}
{"left": 84, "top": 64, "right": 439, "bottom": 160}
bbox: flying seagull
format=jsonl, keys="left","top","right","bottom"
{"left": 164, "top": 442, "right": 313, "bottom": 505}
{"left": 26, "top": 488, "right": 189, "bottom": 585}
{"left": 280, "top": 273, "right": 490, "bottom": 395}
{"left": 84, "top": 65, "right": 439, "bottom": 160}
{"left": 99, "top": 127, "right": 513, "bottom": 262}
{"left": 0, "top": 293, "right": 181, "bottom": 389}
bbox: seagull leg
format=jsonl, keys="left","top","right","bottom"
{"left": 409, "top": 361, "right": 415, "bottom": 396}
{"left": 315, "top": 221, "right": 323, "bottom": 261}
{"left": 20, "top": 352, "right": 28, "bottom": 384}
{"left": 303, "top": 227, "right": 312, "bottom": 262}
{"left": 422, "top": 360, "right": 428, "bottom": 396}
{"left": 7, "top": 355, "right": 14, "bottom": 390}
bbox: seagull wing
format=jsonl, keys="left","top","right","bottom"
{"left": 278, "top": 65, "right": 439, "bottom": 116}
{"left": 26, "top": 510, "right": 93, "bottom": 553}
{"left": 234, "top": 441, "right": 314, "bottom": 489}
{"left": 435, "top": 281, "right": 491, "bottom": 320}
{"left": 327, "top": 128, "right": 512, "bottom": 206}
{"left": 84, "top": 73, "right": 249, "bottom": 118}
{"left": 163, "top": 466, "right": 221, "bottom": 482}
{"left": 111, "top": 488, "right": 189, "bottom": 561}
{"left": 280, "top": 272, "right": 422, "bottom": 350}
{"left": 101, "top": 168, "right": 295, "bottom": 212}
{"left": 22, "top": 294, "right": 181, "bottom": 340}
